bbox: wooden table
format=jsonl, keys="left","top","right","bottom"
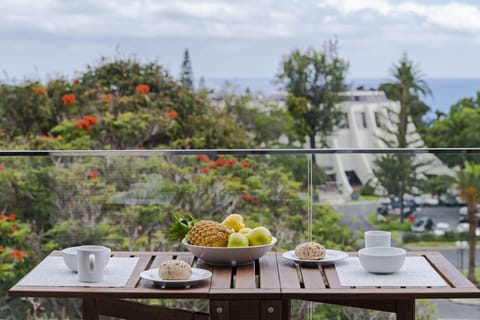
{"left": 9, "top": 251, "right": 480, "bottom": 320}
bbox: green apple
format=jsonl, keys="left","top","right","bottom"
{"left": 247, "top": 227, "right": 273, "bottom": 246}
{"left": 227, "top": 233, "right": 249, "bottom": 247}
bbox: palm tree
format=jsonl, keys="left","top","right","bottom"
{"left": 389, "top": 53, "right": 432, "bottom": 148}
{"left": 456, "top": 162, "right": 480, "bottom": 283}
{"left": 375, "top": 54, "right": 432, "bottom": 223}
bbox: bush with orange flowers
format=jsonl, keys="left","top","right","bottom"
{"left": 77, "top": 115, "right": 98, "bottom": 131}
{"left": 166, "top": 110, "right": 178, "bottom": 119}
{"left": 135, "top": 84, "right": 150, "bottom": 94}
{"left": 62, "top": 93, "right": 76, "bottom": 105}
{"left": 35, "top": 87, "right": 47, "bottom": 95}
{"left": 0, "top": 213, "right": 33, "bottom": 295}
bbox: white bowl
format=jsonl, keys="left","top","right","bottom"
{"left": 62, "top": 246, "right": 111, "bottom": 272}
{"left": 358, "top": 247, "right": 406, "bottom": 274}
{"left": 182, "top": 237, "right": 277, "bottom": 266}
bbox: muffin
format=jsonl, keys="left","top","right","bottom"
{"left": 158, "top": 260, "right": 192, "bottom": 280}
{"left": 295, "top": 242, "right": 326, "bottom": 260}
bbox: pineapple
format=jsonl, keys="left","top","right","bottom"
{"left": 165, "top": 215, "right": 233, "bottom": 247}
{"left": 188, "top": 220, "right": 232, "bottom": 247}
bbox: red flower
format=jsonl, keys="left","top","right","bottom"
{"left": 11, "top": 226, "right": 17, "bottom": 233}
{"left": 241, "top": 160, "right": 251, "bottom": 168}
{"left": 135, "top": 84, "right": 150, "bottom": 94}
{"left": 195, "top": 155, "right": 210, "bottom": 162}
{"left": 9, "top": 214, "right": 16, "bottom": 222}
{"left": 242, "top": 194, "right": 253, "bottom": 201}
{"left": 9, "top": 250, "right": 24, "bottom": 261}
{"left": 84, "top": 116, "right": 97, "bottom": 125}
{"left": 227, "top": 158, "right": 237, "bottom": 167}
{"left": 0, "top": 246, "right": 3, "bottom": 253}
{"left": 200, "top": 166, "right": 210, "bottom": 174}
{"left": 86, "top": 171, "right": 98, "bottom": 179}
{"left": 0, "top": 165, "right": 4, "bottom": 172}
{"left": 166, "top": 110, "right": 178, "bottom": 119}
{"left": 0, "top": 214, "right": 6, "bottom": 221}
{"left": 62, "top": 94, "right": 76, "bottom": 105}
{"left": 72, "top": 79, "right": 79, "bottom": 85}
{"left": 77, "top": 116, "right": 97, "bottom": 130}
{"left": 102, "top": 94, "right": 113, "bottom": 102}
{"left": 35, "top": 87, "right": 47, "bottom": 95}
{"left": 76, "top": 120, "right": 85, "bottom": 130}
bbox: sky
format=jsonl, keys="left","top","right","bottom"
{"left": 2, "top": 0, "right": 480, "bottom": 82}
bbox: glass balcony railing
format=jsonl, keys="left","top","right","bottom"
{"left": 1, "top": 148, "right": 479, "bottom": 319}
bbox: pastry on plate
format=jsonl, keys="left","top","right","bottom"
{"left": 159, "top": 260, "right": 192, "bottom": 280}
{"left": 294, "top": 242, "right": 326, "bottom": 260}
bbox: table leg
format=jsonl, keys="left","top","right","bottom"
{"left": 82, "top": 298, "right": 98, "bottom": 320}
{"left": 396, "top": 299, "right": 415, "bottom": 320}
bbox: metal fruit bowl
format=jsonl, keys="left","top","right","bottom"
{"left": 182, "top": 237, "right": 277, "bottom": 266}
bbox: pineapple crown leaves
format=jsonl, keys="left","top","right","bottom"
{"left": 164, "top": 214, "right": 197, "bottom": 241}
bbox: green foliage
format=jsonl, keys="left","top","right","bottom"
{"left": 179, "top": 49, "right": 194, "bottom": 91}
{"left": 378, "top": 53, "right": 431, "bottom": 146}
{"left": 164, "top": 214, "right": 196, "bottom": 241}
{"left": 424, "top": 93, "right": 480, "bottom": 167}
{"left": 402, "top": 231, "right": 470, "bottom": 243}
{"left": 367, "top": 212, "right": 412, "bottom": 231}
{"left": 277, "top": 38, "right": 349, "bottom": 150}
{"left": 0, "top": 214, "right": 35, "bottom": 296}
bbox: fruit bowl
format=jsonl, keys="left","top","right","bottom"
{"left": 182, "top": 237, "right": 277, "bottom": 266}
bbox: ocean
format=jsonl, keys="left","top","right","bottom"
{"left": 204, "top": 78, "right": 480, "bottom": 120}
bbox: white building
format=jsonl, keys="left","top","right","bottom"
{"left": 312, "top": 90, "right": 453, "bottom": 196}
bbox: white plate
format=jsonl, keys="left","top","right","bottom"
{"left": 140, "top": 268, "right": 212, "bottom": 288}
{"left": 282, "top": 249, "right": 348, "bottom": 267}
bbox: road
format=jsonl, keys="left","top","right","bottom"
{"left": 333, "top": 200, "right": 480, "bottom": 320}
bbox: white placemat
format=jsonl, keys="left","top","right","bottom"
{"left": 17, "top": 256, "right": 139, "bottom": 287}
{"left": 335, "top": 257, "right": 448, "bottom": 287}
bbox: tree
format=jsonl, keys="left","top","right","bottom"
{"left": 276, "top": 39, "right": 349, "bottom": 162}
{"left": 423, "top": 92, "right": 480, "bottom": 167}
{"left": 456, "top": 162, "right": 480, "bottom": 283}
{"left": 379, "top": 53, "right": 432, "bottom": 148}
{"left": 180, "top": 49, "right": 194, "bottom": 91}
{"left": 373, "top": 54, "right": 431, "bottom": 223}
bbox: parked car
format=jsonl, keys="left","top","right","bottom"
{"left": 414, "top": 195, "right": 439, "bottom": 206}
{"left": 456, "top": 222, "right": 480, "bottom": 236}
{"left": 411, "top": 217, "right": 434, "bottom": 232}
{"left": 442, "top": 197, "right": 466, "bottom": 206}
{"left": 389, "top": 199, "right": 416, "bottom": 217}
{"left": 459, "top": 205, "right": 480, "bottom": 217}
{"left": 433, "top": 222, "right": 450, "bottom": 236}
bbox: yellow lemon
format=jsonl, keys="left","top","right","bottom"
{"left": 222, "top": 214, "right": 245, "bottom": 232}
{"left": 238, "top": 227, "right": 252, "bottom": 235}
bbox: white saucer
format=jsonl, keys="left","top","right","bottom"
{"left": 140, "top": 268, "right": 212, "bottom": 288}
{"left": 282, "top": 249, "right": 348, "bottom": 267}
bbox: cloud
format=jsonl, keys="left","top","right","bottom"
{"left": 1, "top": 0, "right": 480, "bottom": 79}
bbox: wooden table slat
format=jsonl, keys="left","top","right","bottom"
{"left": 126, "top": 255, "right": 151, "bottom": 288}
{"left": 211, "top": 266, "right": 233, "bottom": 289}
{"left": 259, "top": 254, "right": 280, "bottom": 289}
{"left": 277, "top": 257, "right": 301, "bottom": 289}
{"left": 323, "top": 264, "right": 341, "bottom": 288}
{"left": 300, "top": 266, "right": 326, "bottom": 289}
{"left": 235, "top": 264, "right": 256, "bottom": 289}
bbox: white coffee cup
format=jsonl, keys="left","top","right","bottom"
{"left": 364, "top": 231, "right": 391, "bottom": 248}
{"left": 77, "top": 245, "right": 109, "bottom": 283}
